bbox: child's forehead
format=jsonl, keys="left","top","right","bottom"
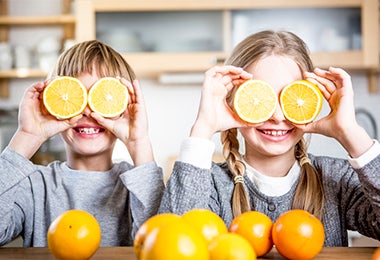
{"left": 246, "top": 55, "right": 302, "bottom": 91}
{"left": 76, "top": 72, "right": 100, "bottom": 88}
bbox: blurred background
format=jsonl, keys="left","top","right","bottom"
{"left": 0, "top": 0, "right": 379, "bottom": 247}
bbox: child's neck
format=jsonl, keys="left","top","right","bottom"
{"left": 243, "top": 153, "right": 296, "bottom": 178}
{"left": 66, "top": 154, "right": 113, "bottom": 172}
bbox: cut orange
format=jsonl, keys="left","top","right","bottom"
{"left": 88, "top": 77, "right": 129, "bottom": 118}
{"left": 280, "top": 80, "right": 323, "bottom": 124}
{"left": 43, "top": 76, "right": 87, "bottom": 119}
{"left": 233, "top": 79, "right": 277, "bottom": 124}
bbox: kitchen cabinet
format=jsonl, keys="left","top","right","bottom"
{"left": 0, "top": 0, "right": 75, "bottom": 97}
{"left": 75, "top": 0, "right": 379, "bottom": 92}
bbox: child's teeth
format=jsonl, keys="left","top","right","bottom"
{"left": 263, "top": 130, "right": 287, "bottom": 136}
{"left": 78, "top": 128, "right": 99, "bottom": 134}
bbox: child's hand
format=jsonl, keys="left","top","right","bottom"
{"left": 9, "top": 81, "right": 83, "bottom": 158}
{"left": 303, "top": 67, "right": 373, "bottom": 157}
{"left": 91, "top": 79, "right": 154, "bottom": 165}
{"left": 190, "top": 65, "right": 253, "bottom": 139}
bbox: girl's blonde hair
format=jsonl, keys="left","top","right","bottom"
{"left": 222, "top": 30, "right": 324, "bottom": 219}
{"left": 50, "top": 40, "right": 136, "bottom": 81}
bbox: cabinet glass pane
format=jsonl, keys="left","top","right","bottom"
{"left": 231, "top": 8, "right": 361, "bottom": 53}
{"left": 96, "top": 11, "right": 224, "bottom": 53}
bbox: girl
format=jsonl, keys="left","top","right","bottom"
{"left": 159, "top": 31, "right": 380, "bottom": 246}
{"left": 0, "top": 40, "right": 164, "bottom": 246}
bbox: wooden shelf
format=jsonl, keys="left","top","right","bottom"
{"left": 0, "top": 69, "right": 48, "bottom": 79}
{"left": 125, "top": 51, "right": 374, "bottom": 78}
{"left": 87, "top": 0, "right": 365, "bottom": 11}
{"left": 0, "top": 69, "right": 48, "bottom": 97}
{"left": 0, "top": 14, "right": 75, "bottom": 26}
{"left": 124, "top": 52, "right": 226, "bottom": 78}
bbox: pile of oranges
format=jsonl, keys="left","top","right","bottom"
{"left": 134, "top": 208, "right": 325, "bottom": 260}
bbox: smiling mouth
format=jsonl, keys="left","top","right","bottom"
{"left": 74, "top": 127, "right": 105, "bottom": 134}
{"left": 260, "top": 130, "right": 290, "bottom": 136}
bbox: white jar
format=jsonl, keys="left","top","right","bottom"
{"left": 0, "top": 42, "right": 13, "bottom": 70}
{"left": 14, "top": 45, "right": 31, "bottom": 69}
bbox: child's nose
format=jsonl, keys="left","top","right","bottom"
{"left": 82, "top": 105, "right": 92, "bottom": 117}
{"left": 270, "top": 101, "right": 286, "bottom": 122}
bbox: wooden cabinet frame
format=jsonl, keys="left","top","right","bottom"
{"left": 75, "top": 0, "right": 379, "bottom": 92}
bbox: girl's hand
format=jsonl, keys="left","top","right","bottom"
{"left": 91, "top": 78, "right": 154, "bottom": 165}
{"left": 9, "top": 81, "right": 82, "bottom": 158}
{"left": 302, "top": 67, "right": 373, "bottom": 157}
{"left": 190, "top": 65, "right": 253, "bottom": 139}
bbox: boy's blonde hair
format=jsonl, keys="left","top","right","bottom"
{"left": 50, "top": 40, "right": 136, "bottom": 81}
{"left": 223, "top": 30, "right": 324, "bottom": 219}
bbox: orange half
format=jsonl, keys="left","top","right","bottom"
{"left": 88, "top": 77, "right": 129, "bottom": 118}
{"left": 43, "top": 76, "right": 87, "bottom": 119}
{"left": 280, "top": 80, "right": 323, "bottom": 124}
{"left": 233, "top": 79, "right": 277, "bottom": 124}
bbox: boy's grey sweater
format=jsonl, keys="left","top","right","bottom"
{"left": 159, "top": 153, "right": 380, "bottom": 246}
{"left": 0, "top": 147, "right": 164, "bottom": 247}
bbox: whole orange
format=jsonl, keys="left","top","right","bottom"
{"left": 134, "top": 213, "right": 181, "bottom": 259}
{"left": 229, "top": 210, "right": 273, "bottom": 257}
{"left": 372, "top": 247, "right": 380, "bottom": 260}
{"left": 182, "top": 208, "right": 228, "bottom": 243}
{"left": 140, "top": 218, "right": 209, "bottom": 260}
{"left": 208, "top": 233, "right": 256, "bottom": 260}
{"left": 272, "top": 209, "right": 325, "bottom": 260}
{"left": 47, "top": 209, "right": 101, "bottom": 260}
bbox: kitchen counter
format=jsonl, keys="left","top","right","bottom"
{"left": 0, "top": 246, "right": 376, "bottom": 259}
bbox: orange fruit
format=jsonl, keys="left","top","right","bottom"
{"left": 88, "top": 77, "right": 129, "bottom": 118}
{"left": 43, "top": 76, "right": 87, "bottom": 119}
{"left": 372, "top": 247, "right": 380, "bottom": 260}
{"left": 140, "top": 218, "right": 209, "bottom": 260}
{"left": 47, "top": 209, "right": 101, "bottom": 260}
{"left": 182, "top": 208, "right": 228, "bottom": 243}
{"left": 280, "top": 80, "right": 323, "bottom": 124}
{"left": 233, "top": 79, "right": 277, "bottom": 124}
{"left": 208, "top": 233, "right": 256, "bottom": 260}
{"left": 134, "top": 213, "right": 181, "bottom": 259}
{"left": 272, "top": 209, "right": 324, "bottom": 260}
{"left": 229, "top": 210, "right": 273, "bottom": 257}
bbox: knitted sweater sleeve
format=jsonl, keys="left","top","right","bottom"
{"left": 158, "top": 161, "right": 223, "bottom": 216}
{"left": 0, "top": 147, "right": 36, "bottom": 245}
{"left": 345, "top": 155, "right": 380, "bottom": 239}
{"left": 119, "top": 161, "right": 164, "bottom": 236}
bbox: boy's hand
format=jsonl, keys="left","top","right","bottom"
{"left": 9, "top": 81, "right": 82, "bottom": 158}
{"left": 91, "top": 79, "right": 154, "bottom": 165}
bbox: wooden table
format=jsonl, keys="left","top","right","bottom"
{"left": 0, "top": 246, "right": 377, "bottom": 259}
